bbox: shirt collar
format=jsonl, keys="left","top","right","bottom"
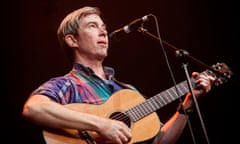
{"left": 73, "top": 63, "right": 115, "bottom": 80}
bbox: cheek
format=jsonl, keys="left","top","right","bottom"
{"left": 78, "top": 35, "right": 92, "bottom": 46}
{"left": 78, "top": 30, "right": 98, "bottom": 47}
{"left": 83, "top": 33, "right": 97, "bottom": 43}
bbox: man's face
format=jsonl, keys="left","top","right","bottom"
{"left": 75, "top": 14, "right": 109, "bottom": 61}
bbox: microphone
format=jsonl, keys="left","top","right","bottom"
{"left": 109, "top": 14, "right": 150, "bottom": 38}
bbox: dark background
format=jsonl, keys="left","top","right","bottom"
{"left": 4, "top": 0, "right": 238, "bottom": 143}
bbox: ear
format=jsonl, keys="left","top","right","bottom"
{"left": 64, "top": 35, "right": 78, "bottom": 48}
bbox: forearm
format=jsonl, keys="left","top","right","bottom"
{"left": 153, "top": 93, "right": 194, "bottom": 144}
{"left": 22, "top": 94, "right": 101, "bottom": 131}
{"left": 155, "top": 112, "right": 188, "bottom": 144}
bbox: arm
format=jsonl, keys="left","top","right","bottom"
{"left": 152, "top": 72, "right": 214, "bottom": 144}
{"left": 22, "top": 94, "right": 132, "bottom": 144}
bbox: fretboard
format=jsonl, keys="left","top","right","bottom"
{"left": 126, "top": 79, "right": 195, "bottom": 122}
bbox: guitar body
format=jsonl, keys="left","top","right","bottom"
{"left": 43, "top": 89, "right": 161, "bottom": 144}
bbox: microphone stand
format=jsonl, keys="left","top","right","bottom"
{"left": 138, "top": 27, "right": 229, "bottom": 78}
{"left": 137, "top": 27, "right": 229, "bottom": 144}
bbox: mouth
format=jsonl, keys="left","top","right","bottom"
{"left": 97, "top": 41, "right": 108, "bottom": 48}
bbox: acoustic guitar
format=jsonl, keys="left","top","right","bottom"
{"left": 43, "top": 62, "right": 232, "bottom": 144}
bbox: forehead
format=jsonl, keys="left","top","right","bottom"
{"left": 80, "top": 14, "right": 104, "bottom": 25}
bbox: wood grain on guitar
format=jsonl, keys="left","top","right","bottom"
{"left": 44, "top": 89, "right": 160, "bottom": 144}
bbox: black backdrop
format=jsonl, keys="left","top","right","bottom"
{"left": 4, "top": 0, "right": 238, "bottom": 143}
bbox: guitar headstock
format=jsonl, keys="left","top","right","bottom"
{"left": 204, "top": 62, "right": 233, "bottom": 86}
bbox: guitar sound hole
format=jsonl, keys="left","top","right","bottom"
{"left": 109, "top": 112, "right": 131, "bottom": 127}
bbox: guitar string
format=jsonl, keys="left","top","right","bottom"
{"left": 107, "top": 67, "right": 224, "bottom": 125}
{"left": 108, "top": 80, "right": 192, "bottom": 124}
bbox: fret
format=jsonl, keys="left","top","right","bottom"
{"left": 126, "top": 62, "right": 232, "bottom": 122}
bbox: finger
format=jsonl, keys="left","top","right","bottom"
{"left": 119, "top": 126, "right": 131, "bottom": 142}
{"left": 194, "top": 79, "right": 210, "bottom": 93}
{"left": 120, "top": 134, "right": 129, "bottom": 143}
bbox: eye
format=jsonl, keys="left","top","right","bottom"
{"left": 88, "top": 23, "right": 97, "bottom": 28}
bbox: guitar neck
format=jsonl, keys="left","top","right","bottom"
{"left": 126, "top": 79, "right": 193, "bottom": 122}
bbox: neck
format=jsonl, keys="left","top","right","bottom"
{"left": 74, "top": 59, "right": 106, "bottom": 80}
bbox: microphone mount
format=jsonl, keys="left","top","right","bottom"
{"left": 109, "top": 14, "right": 151, "bottom": 39}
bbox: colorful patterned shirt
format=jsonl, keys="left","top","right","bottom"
{"left": 31, "top": 63, "right": 138, "bottom": 105}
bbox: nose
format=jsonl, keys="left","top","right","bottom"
{"left": 99, "top": 27, "right": 107, "bottom": 36}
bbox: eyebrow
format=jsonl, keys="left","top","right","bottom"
{"left": 86, "top": 21, "right": 107, "bottom": 28}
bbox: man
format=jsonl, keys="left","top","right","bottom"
{"left": 22, "top": 6, "right": 214, "bottom": 144}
